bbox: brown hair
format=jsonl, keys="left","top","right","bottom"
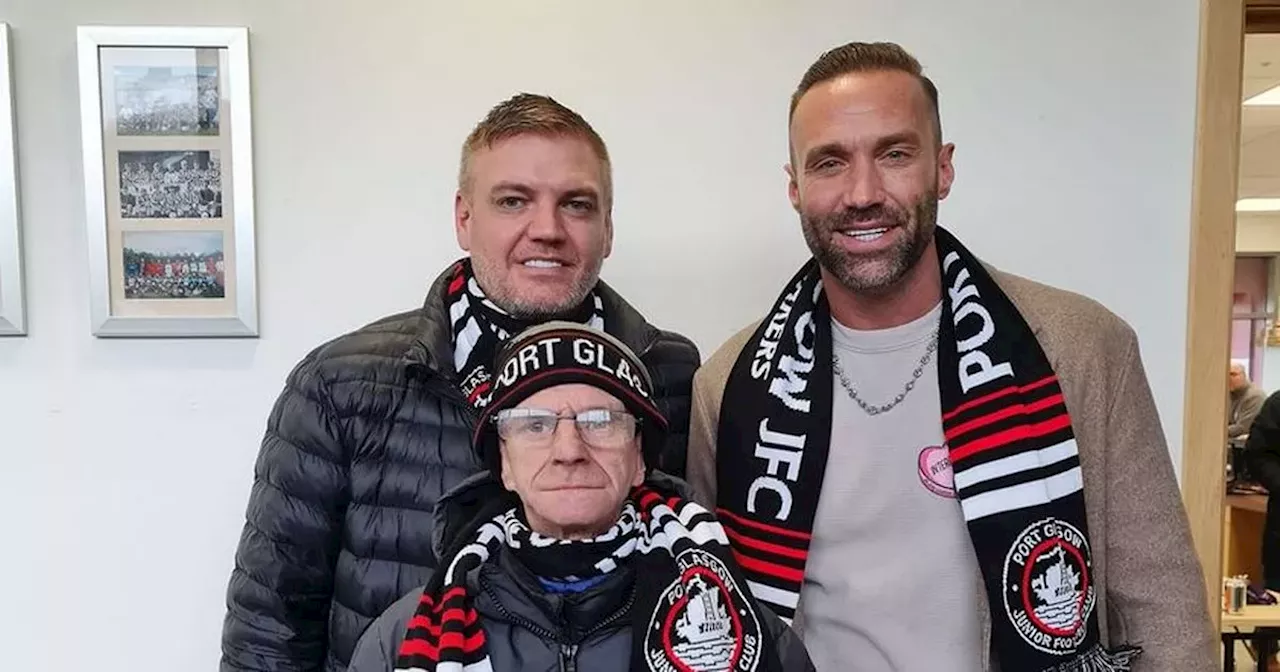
{"left": 790, "top": 41, "right": 942, "bottom": 142}
{"left": 458, "top": 93, "right": 612, "bottom": 204}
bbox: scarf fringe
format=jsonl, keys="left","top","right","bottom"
{"left": 1045, "top": 644, "right": 1143, "bottom": 672}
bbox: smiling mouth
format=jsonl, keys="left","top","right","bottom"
{"left": 838, "top": 227, "right": 891, "bottom": 242}
{"left": 521, "top": 259, "right": 567, "bottom": 269}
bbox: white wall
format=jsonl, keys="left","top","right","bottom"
{"left": 1263, "top": 346, "right": 1280, "bottom": 392}
{"left": 0, "top": 0, "right": 1201, "bottom": 668}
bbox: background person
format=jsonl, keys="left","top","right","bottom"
{"left": 1231, "top": 362, "right": 1267, "bottom": 440}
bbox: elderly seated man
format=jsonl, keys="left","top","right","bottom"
{"left": 349, "top": 322, "right": 813, "bottom": 672}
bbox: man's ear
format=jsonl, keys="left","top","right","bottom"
{"left": 937, "top": 143, "right": 957, "bottom": 200}
{"left": 455, "top": 190, "right": 472, "bottom": 251}
{"left": 602, "top": 212, "right": 614, "bottom": 259}
{"left": 631, "top": 442, "right": 645, "bottom": 487}
{"left": 785, "top": 162, "right": 801, "bottom": 214}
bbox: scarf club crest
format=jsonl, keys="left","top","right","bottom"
{"left": 644, "top": 548, "right": 764, "bottom": 672}
{"left": 1002, "top": 517, "right": 1098, "bottom": 656}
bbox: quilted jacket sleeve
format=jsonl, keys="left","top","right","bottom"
{"left": 643, "top": 331, "right": 702, "bottom": 479}
{"left": 221, "top": 351, "right": 350, "bottom": 671}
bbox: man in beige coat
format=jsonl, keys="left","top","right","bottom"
{"left": 687, "top": 41, "right": 1216, "bottom": 671}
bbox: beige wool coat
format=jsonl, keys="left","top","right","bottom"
{"left": 685, "top": 267, "right": 1219, "bottom": 671}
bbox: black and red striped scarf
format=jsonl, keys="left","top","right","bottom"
{"left": 393, "top": 480, "right": 786, "bottom": 672}
{"left": 715, "top": 226, "right": 1141, "bottom": 671}
{"left": 445, "top": 258, "right": 605, "bottom": 409}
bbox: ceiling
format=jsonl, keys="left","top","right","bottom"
{"left": 1241, "top": 33, "right": 1280, "bottom": 199}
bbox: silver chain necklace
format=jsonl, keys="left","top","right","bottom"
{"left": 832, "top": 329, "right": 940, "bottom": 416}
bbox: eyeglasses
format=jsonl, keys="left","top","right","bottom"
{"left": 493, "top": 407, "right": 639, "bottom": 449}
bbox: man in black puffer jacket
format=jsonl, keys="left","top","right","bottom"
{"left": 219, "top": 93, "right": 701, "bottom": 672}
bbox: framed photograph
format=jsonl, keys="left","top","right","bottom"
{"left": 77, "top": 26, "right": 256, "bottom": 337}
{"left": 0, "top": 23, "right": 26, "bottom": 336}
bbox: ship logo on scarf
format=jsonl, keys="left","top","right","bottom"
{"left": 1002, "top": 518, "right": 1097, "bottom": 655}
{"left": 645, "top": 548, "right": 762, "bottom": 672}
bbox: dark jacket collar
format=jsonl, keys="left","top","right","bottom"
{"left": 472, "top": 545, "right": 636, "bottom": 641}
{"left": 404, "top": 260, "right": 665, "bottom": 379}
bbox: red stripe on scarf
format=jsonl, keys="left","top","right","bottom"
{"left": 398, "top": 626, "right": 486, "bottom": 661}
{"left": 634, "top": 488, "right": 686, "bottom": 517}
{"left": 716, "top": 507, "right": 812, "bottom": 541}
{"left": 947, "top": 414, "right": 1073, "bottom": 463}
{"left": 440, "top": 607, "right": 477, "bottom": 625}
{"left": 945, "top": 393, "right": 1066, "bottom": 441}
{"left": 447, "top": 273, "right": 465, "bottom": 296}
{"left": 732, "top": 549, "right": 806, "bottom": 583}
{"left": 437, "top": 631, "right": 468, "bottom": 652}
{"left": 462, "top": 630, "right": 486, "bottom": 652}
{"left": 441, "top": 585, "right": 468, "bottom": 601}
{"left": 400, "top": 637, "right": 440, "bottom": 659}
{"left": 633, "top": 488, "right": 687, "bottom": 520}
{"left": 723, "top": 524, "right": 809, "bottom": 560}
{"left": 941, "top": 374, "right": 1058, "bottom": 422}
{"left": 638, "top": 489, "right": 662, "bottom": 509}
{"left": 407, "top": 609, "right": 478, "bottom": 634}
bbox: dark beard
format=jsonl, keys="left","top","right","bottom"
{"left": 800, "top": 193, "right": 938, "bottom": 296}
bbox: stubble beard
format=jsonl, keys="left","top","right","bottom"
{"left": 472, "top": 255, "right": 603, "bottom": 321}
{"left": 800, "top": 191, "right": 939, "bottom": 297}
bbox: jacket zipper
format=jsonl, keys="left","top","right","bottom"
{"left": 579, "top": 582, "right": 636, "bottom": 638}
{"left": 559, "top": 643, "right": 578, "bottom": 672}
{"left": 479, "top": 573, "right": 564, "bottom": 641}
{"left": 478, "top": 574, "right": 637, "bottom": 669}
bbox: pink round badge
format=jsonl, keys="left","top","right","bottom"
{"left": 917, "top": 445, "right": 956, "bottom": 498}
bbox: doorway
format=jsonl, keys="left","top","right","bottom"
{"left": 1183, "top": 0, "right": 1280, "bottom": 642}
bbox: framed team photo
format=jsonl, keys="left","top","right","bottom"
{"left": 118, "top": 150, "right": 223, "bottom": 219}
{"left": 0, "top": 23, "right": 26, "bottom": 336}
{"left": 77, "top": 26, "right": 256, "bottom": 337}
{"left": 113, "top": 62, "right": 220, "bottom": 136}
{"left": 122, "top": 231, "right": 226, "bottom": 300}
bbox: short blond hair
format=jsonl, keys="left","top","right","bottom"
{"left": 790, "top": 41, "right": 942, "bottom": 143}
{"left": 458, "top": 93, "right": 612, "bottom": 204}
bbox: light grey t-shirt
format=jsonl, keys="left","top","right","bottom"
{"left": 797, "top": 302, "right": 984, "bottom": 671}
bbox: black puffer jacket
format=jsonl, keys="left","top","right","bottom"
{"left": 346, "top": 472, "right": 816, "bottom": 672}
{"left": 219, "top": 268, "right": 701, "bottom": 672}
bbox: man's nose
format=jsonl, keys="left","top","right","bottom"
{"left": 548, "top": 420, "right": 589, "bottom": 462}
{"left": 525, "top": 200, "right": 569, "bottom": 243}
{"left": 839, "top": 158, "right": 886, "bottom": 210}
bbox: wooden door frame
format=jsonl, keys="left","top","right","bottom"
{"left": 1183, "top": 0, "right": 1246, "bottom": 635}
